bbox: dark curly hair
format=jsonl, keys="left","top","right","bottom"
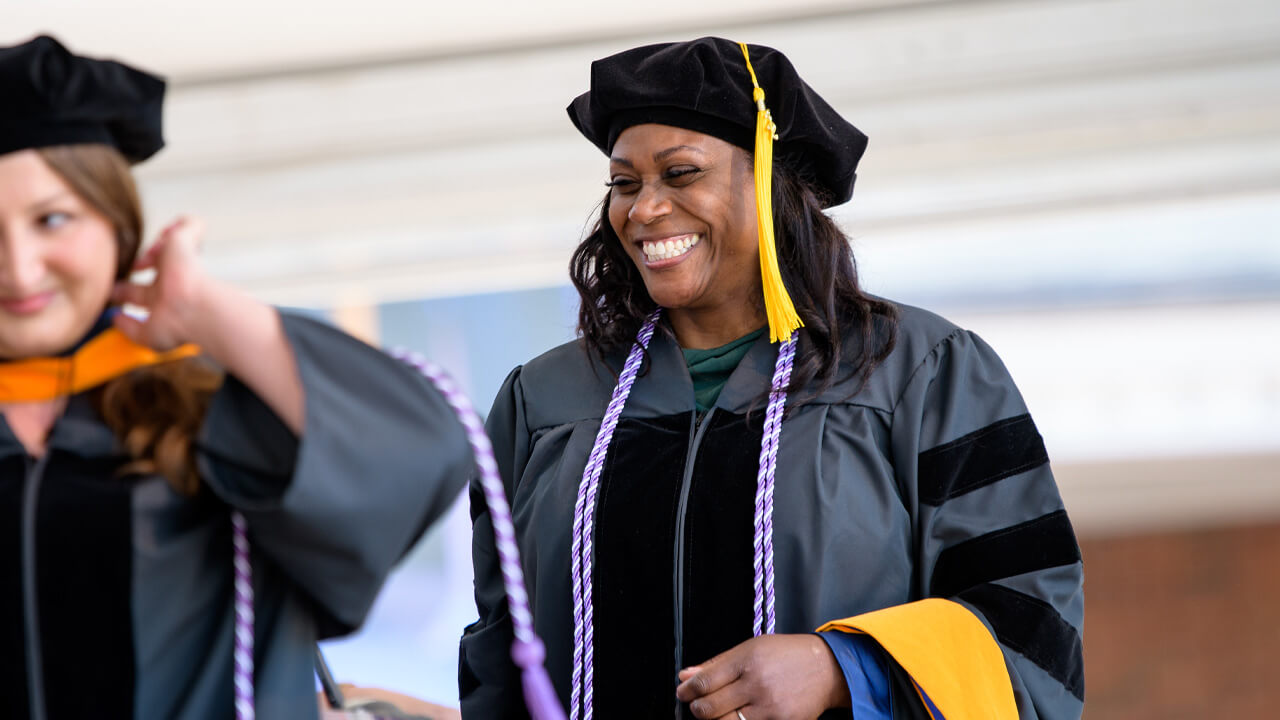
{"left": 569, "top": 154, "right": 898, "bottom": 403}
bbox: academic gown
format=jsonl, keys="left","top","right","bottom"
{"left": 461, "top": 302, "right": 1084, "bottom": 720}
{"left": 1, "top": 313, "right": 472, "bottom": 720}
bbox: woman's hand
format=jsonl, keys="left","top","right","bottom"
{"left": 111, "top": 216, "right": 211, "bottom": 351}
{"left": 675, "top": 634, "right": 850, "bottom": 720}
{"left": 113, "top": 215, "right": 305, "bottom": 433}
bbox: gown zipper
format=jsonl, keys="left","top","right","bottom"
{"left": 672, "top": 407, "right": 715, "bottom": 719}
{"left": 22, "top": 451, "right": 51, "bottom": 720}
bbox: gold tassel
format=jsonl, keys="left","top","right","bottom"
{"left": 739, "top": 41, "right": 802, "bottom": 343}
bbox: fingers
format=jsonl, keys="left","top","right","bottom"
{"left": 132, "top": 242, "right": 162, "bottom": 271}
{"left": 111, "top": 310, "right": 147, "bottom": 346}
{"left": 112, "top": 280, "right": 151, "bottom": 308}
{"left": 167, "top": 215, "right": 205, "bottom": 251}
{"left": 113, "top": 307, "right": 181, "bottom": 351}
{"left": 687, "top": 681, "right": 753, "bottom": 720}
{"left": 676, "top": 650, "right": 741, "bottom": 703}
{"left": 135, "top": 215, "right": 205, "bottom": 271}
{"left": 132, "top": 222, "right": 176, "bottom": 272}
{"left": 156, "top": 215, "right": 201, "bottom": 242}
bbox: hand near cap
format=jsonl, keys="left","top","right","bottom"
{"left": 111, "top": 215, "right": 305, "bottom": 434}
{"left": 675, "top": 634, "right": 849, "bottom": 720}
{"left": 111, "top": 216, "right": 209, "bottom": 351}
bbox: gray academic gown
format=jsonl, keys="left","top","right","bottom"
{"left": 461, "top": 302, "right": 1084, "bottom": 720}
{"left": 2, "top": 313, "right": 471, "bottom": 720}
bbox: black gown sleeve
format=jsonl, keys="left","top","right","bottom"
{"left": 459, "top": 366, "right": 530, "bottom": 719}
{"left": 821, "top": 329, "right": 1083, "bottom": 719}
{"left": 820, "top": 329, "right": 1084, "bottom": 719}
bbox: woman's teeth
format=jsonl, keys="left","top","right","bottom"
{"left": 642, "top": 234, "right": 701, "bottom": 262}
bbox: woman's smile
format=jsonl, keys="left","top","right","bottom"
{"left": 0, "top": 290, "right": 55, "bottom": 315}
{"left": 638, "top": 232, "right": 702, "bottom": 268}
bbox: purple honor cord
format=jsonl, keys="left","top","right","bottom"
{"left": 570, "top": 310, "right": 661, "bottom": 720}
{"left": 568, "top": 310, "right": 797, "bottom": 718}
{"left": 754, "top": 332, "right": 796, "bottom": 636}
{"left": 394, "top": 350, "right": 566, "bottom": 720}
{"left": 232, "top": 511, "right": 254, "bottom": 720}
{"left": 230, "top": 351, "right": 566, "bottom": 720}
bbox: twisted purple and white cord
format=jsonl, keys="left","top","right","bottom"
{"left": 232, "top": 351, "right": 566, "bottom": 720}
{"left": 570, "top": 309, "right": 660, "bottom": 720}
{"left": 232, "top": 510, "right": 254, "bottom": 720}
{"left": 568, "top": 312, "right": 796, "bottom": 716}
{"left": 392, "top": 350, "right": 566, "bottom": 720}
{"left": 753, "top": 330, "right": 797, "bottom": 637}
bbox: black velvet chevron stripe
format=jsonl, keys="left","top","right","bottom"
{"left": 959, "top": 583, "right": 1085, "bottom": 701}
{"left": 918, "top": 413, "right": 1048, "bottom": 506}
{"left": 930, "top": 510, "right": 1081, "bottom": 599}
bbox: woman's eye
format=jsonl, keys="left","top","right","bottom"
{"left": 664, "top": 167, "right": 702, "bottom": 182}
{"left": 39, "top": 212, "right": 72, "bottom": 229}
{"left": 605, "top": 178, "right": 638, "bottom": 192}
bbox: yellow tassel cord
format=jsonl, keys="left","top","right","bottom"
{"left": 739, "top": 42, "right": 803, "bottom": 343}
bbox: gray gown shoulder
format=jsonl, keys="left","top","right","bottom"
{"left": 516, "top": 338, "right": 619, "bottom": 431}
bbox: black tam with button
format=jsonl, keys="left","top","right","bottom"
{"left": 0, "top": 35, "right": 165, "bottom": 163}
{"left": 567, "top": 36, "right": 868, "bottom": 207}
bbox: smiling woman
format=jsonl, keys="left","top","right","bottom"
{"left": 603, "top": 127, "right": 762, "bottom": 345}
{"left": 0, "top": 143, "right": 223, "bottom": 488}
{"left": 577, "top": 120, "right": 897, "bottom": 402}
{"left": 0, "top": 148, "right": 124, "bottom": 357}
{"left": 0, "top": 35, "right": 472, "bottom": 720}
{"left": 463, "top": 38, "right": 1085, "bottom": 720}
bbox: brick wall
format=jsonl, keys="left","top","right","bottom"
{"left": 1080, "top": 520, "right": 1280, "bottom": 719}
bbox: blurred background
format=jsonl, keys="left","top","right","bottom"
{"left": 7, "top": 0, "right": 1278, "bottom": 716}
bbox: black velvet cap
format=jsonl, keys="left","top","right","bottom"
{"left": 0, "top": 35, "right": 166, "bottom": 163}
{"left": 567, "top": 36, "right": 867, "bottom": 207}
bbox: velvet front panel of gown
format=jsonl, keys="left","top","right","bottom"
{"left": 0, "top": 401, "right": 137, "bottom": 719}
{"left": 592, "top": 413, "right": 690, "bottom": 718}
{"left": 590, "top": 409, "right": 765, "bottom": 719}
{"left": 677, "top": 411, "right": 763, "bottom": 706}
{"left": 33, "top": 451, "right": 137, "bottom": 718}
{"left": 0, "top": 450, "right": 32, "bottom": 718}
